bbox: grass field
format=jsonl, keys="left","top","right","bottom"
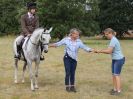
{"left": 0, "top": 36, "right": 133, "bottom": 99}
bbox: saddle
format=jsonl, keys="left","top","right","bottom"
{"left": 14, "top": 36, "right": 44, "bottom": 61}
{"left": 14, "top": 37, "right": 30, "bottom": 61}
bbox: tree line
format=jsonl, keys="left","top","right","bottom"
{"left": 0, "top": 0, "right": 133, "bottom": 39}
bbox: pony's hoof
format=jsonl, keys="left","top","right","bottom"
{"left": 14, "top": 80, "right": 18, "bottom": 84}
{"left": 22, "top": 80, "right": 25, "bottom": 83}
{"left": 31, "top": 86, "right": 35, "bottom": 91}
{"left": 31, "top": 89, "right": 35, "bottom": 91}
{"left": 35, "top": 85, "right": 39, "bottom": 89}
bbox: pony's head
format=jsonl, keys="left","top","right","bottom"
{"left": 39, "top": 27, "right": 52, "bottom": 53}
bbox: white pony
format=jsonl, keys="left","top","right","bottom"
{"left": 13, "top": 27, "right": 52, "bottom": 91}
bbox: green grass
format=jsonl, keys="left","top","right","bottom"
{"left": 0, "top": 36, "right": 133, "bottom": 99}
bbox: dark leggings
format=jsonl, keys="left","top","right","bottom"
{"left": 63, "top": 53, "right": 77, "bottom": 86}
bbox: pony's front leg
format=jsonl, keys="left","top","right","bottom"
{"left": 22, "top": 62, "right": 27, "bottom": 83}
{"left": 14, "top": 58, "right": 18, "bottom": 83}
{"left": 34, "top": 61, "right": 40, "bottom": 89}
{"left": 27, "top": 61, "right": 35, "bottom": 91}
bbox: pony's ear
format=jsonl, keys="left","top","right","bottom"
{"left": 48, "top": 27, "right": 53, "bottom": 33}
{"left": 43, "top": 27, "right": 47, "bottom": 32}
{"left": 44, "top": 27, "right": 53, "bottom": 33}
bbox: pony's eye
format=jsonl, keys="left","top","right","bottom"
{"left": 42, "top": 38, "right": 45, "bottom": 41}
{"left": 41, "top": 38, "right": 45, "bottom": 41}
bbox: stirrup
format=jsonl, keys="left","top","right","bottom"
{"left": 14, "top": 55, "right": 21, "bottom": 60}
{"left": 40, "top": 55, "right": 44, "bottom": 61}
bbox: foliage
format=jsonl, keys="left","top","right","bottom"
{"left": 0, "top": 0, "right": 31, "bottom": 35}
{"left": 98, "top": 0, "right": 133, "bottom": 37}
{"left": 1, "top": 0, "right": 133, "bottom": 38}
{"left": 0, "top": 0, "right": 133, "bottom": 39}
{"left": 0, "top": 0, "right": 18, "bottom": 35}
{"left": 0, "top": 0, "right": 99, "bottom": 38}
{"left": 38, "top": 0, "right": 100, "bottom": 39}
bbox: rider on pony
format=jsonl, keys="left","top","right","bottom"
{"left": 15, "top": 1, "right": 44, "bottom": 60}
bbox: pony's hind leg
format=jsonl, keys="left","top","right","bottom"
{"left": 14, "top": 58, "right": 18, "bottom": 83}
{"left": 22, "top": 61, "right": 27, "bottom": 83}
{"left": 34, "top": 61, "right": 40, "bottom": 89}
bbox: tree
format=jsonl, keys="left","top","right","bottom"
{"left": 98, "top": 0, "right": 133, "bottom": 37}
{"left": 38, "top": 0, "right": 100, "bottom": 39}
{"left": 0, "top": 0, "right": 100, "bottom": 37}
{"left": 0, "top": 0, "right": 19, "bottom": 35}
{"left": 0, "top": 0, "right": 34, "bottom": 35}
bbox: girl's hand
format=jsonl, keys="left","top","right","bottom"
{"left": 49, "top": 44, "right": 56, "bottom": 47}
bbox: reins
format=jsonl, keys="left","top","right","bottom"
{"left": 29, "top": 32, "right": 50, "bottom": 46}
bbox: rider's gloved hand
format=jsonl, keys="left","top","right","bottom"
{"left": 27, "top": 34, "right": 31, "bottom": 37}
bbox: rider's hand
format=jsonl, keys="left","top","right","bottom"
{"left": 27, "top": 34, "right": 31, "bottom": 37}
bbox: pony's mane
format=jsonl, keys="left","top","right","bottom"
{"left": 34, "top": 27, "right": 44, "bottom": 32}
{"left": 32, "top": 28, "right": 44, "bottom": 35}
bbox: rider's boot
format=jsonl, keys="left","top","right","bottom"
{"left": 14, "top": 45, "right": 21, "bottom": 59}
{"left": 14, "top": 38, "right": 25, "bottom": 59}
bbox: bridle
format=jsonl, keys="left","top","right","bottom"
{"left": 30, "top": 32, "right": 50, "bottom": 46}
{"left": 41, "top": 32, "right": 50, "bottom": 46}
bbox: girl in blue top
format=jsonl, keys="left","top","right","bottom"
{"left": 49, "top": 28, "right": 94, "bottom": 92}
{"left": 97, "top": 28, "right": 125, "bottom": 95}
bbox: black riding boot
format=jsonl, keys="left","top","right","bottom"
{"left": 14, "top": 45, "right": 21, "bottom": 59}
{"left": 14, "top": 38, "right": 25, "bottom": 59}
